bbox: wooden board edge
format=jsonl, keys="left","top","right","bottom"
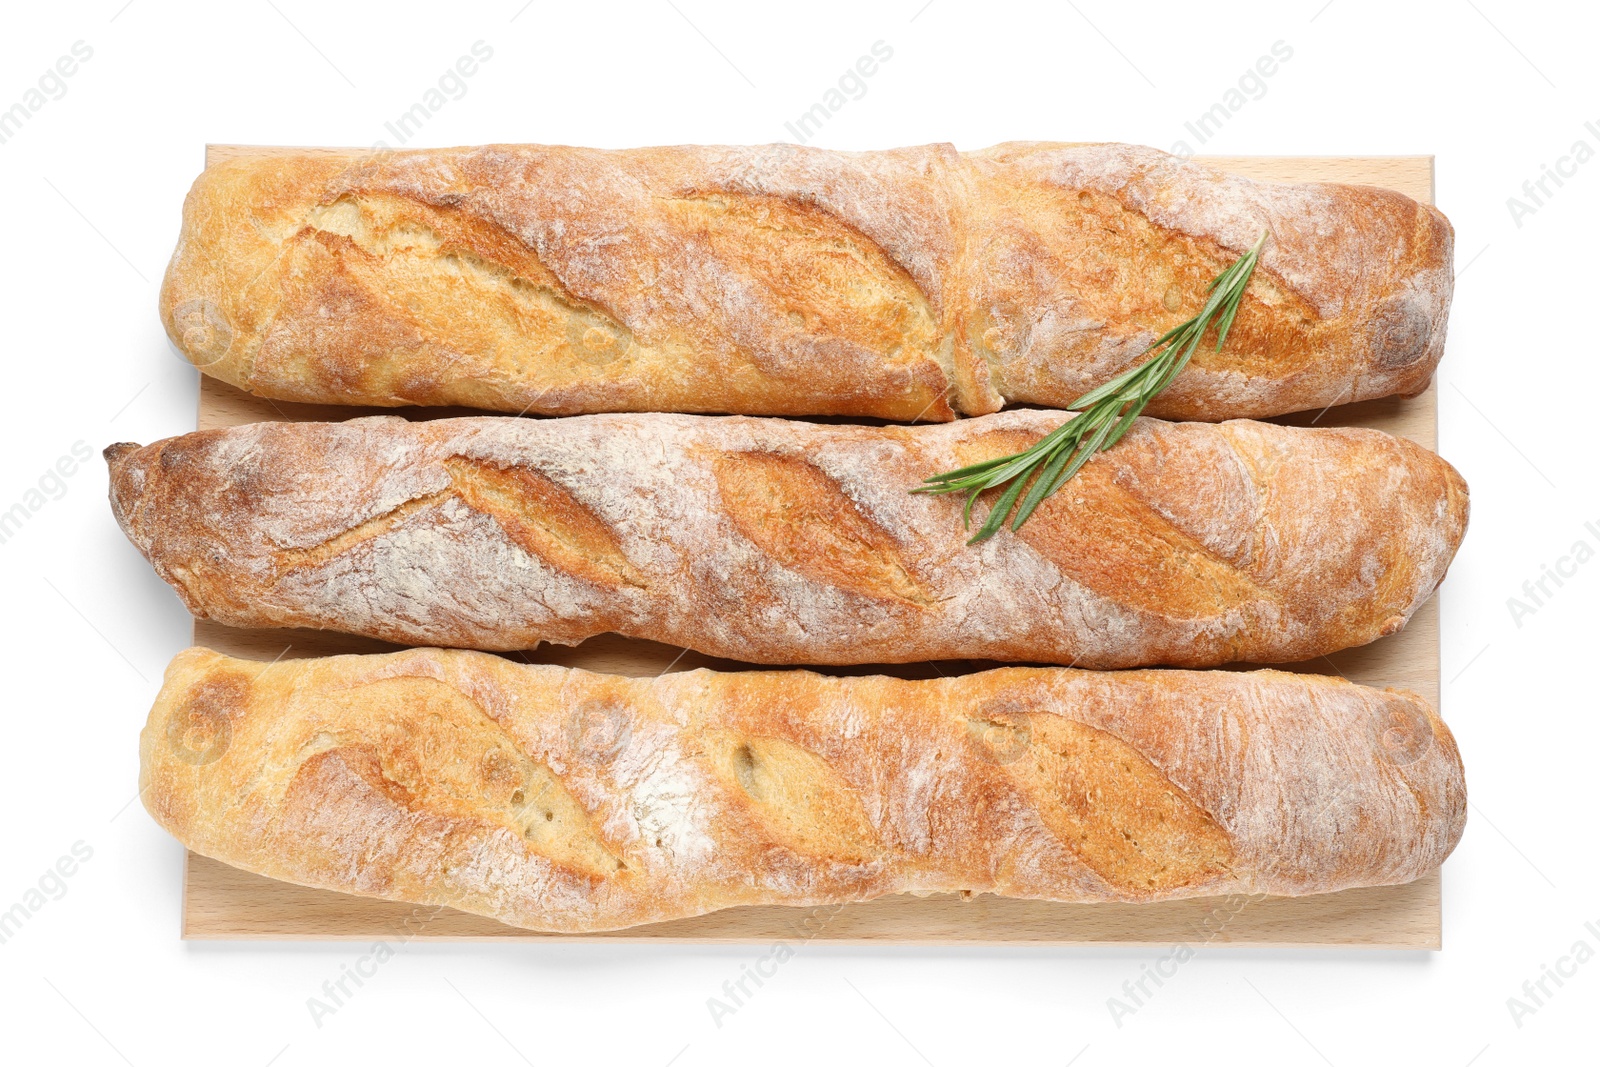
{"left": 180, "top": 854, "right": 1440, "bottom": 948}
{"left": 201, "top": 144, "right": 1438, "bottom": 200}
{"left": 180, "top": 848, "right": 194, "bottom": 940}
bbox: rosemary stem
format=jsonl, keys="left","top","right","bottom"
{"left": 913, "top": 230, "right": 1269, "bottom": 543}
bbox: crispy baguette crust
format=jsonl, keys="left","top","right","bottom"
{"left": 142, "top": 647, "right": 1467, "bottom": 932}
{"left": 107, "top": 411, "right": 1468, "bottom": 668}
{"left": 160, "top": 142, "right": 1453, "bottom": 421}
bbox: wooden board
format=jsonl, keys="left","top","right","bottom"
{"left": 181, "top": 147, "right": 1445, "bottom": 946}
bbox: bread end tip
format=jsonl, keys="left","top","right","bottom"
{"left": 104, "top": 442, "right": 142, "bottom": 467}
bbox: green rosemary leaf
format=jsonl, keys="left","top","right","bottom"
{"left": 1100, "top": 402, "right": 1145, "bottom": 452}
{"left": 969, "top": 467, "right": 1035, "bottom": 544}
{"left": 920, "top": 455, "right": 1009, "bottom": 484}
{"left": 913, "top": 230, "right": 1269, "bottom": 542}
{"left": 1013, "top": 405, "right": 1119, "bottom": 530}
{"left": 1013, "top": 428, "right": 1088, "bottom": 526}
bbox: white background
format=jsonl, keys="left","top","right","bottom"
{"left": 0, "top": 1, "right": 1595, "bottom": 1063}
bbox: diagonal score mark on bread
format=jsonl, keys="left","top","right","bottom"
{"left": 952, "top": 428, "right": 1279, "bottom": 623}
{"left": 712, "top": 450, "right": 934, "bottom": 606}
{"left": 273, "top": 676, "right": 625, "bottom": 885}
{"left": 263, "top": 193, "right": 640, "bottom": 407}
{"left": 698, "top": 729, "right": 884, "bottom": 867}
{"left": 966, "top": 183, "right": 1325, "bottom": 392}
{"left": 256, "top": 185, "right": 954, "bottom": 416}
{"left": 655, "top": 191, "right": 945, "bottom": 379}
{"left": 272, "top": 489, "right": 458, "bottom": 573}
{"left": 964, "top": 707, "right": 1236, "bottom": 894}
{"left": 275, "top": 457, "right": 646, "bottom": 591}
{"left": 442, "top": 459, "right": 646, "bottom": 590}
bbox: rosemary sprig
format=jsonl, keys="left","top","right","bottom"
{"left": 914, "top": 230, "right": 1270, "bottom": 544}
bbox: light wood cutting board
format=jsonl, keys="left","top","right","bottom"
{"left": 179, "top": 146, "right": 1446, "bottom": 946}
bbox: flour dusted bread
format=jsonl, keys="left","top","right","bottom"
{"left": 141, "top": 647, "right": 1466, "bottom": 932}
{"left": 161, "top": 142, "right": 1452, "bottom": 421}
{"left": 107, "top": 410, "right": 1467, "bottom": 668}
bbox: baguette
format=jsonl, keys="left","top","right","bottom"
{"left": 161, "top": 142, "right": 1452, "bottom": 421}
{"left": 107, "top": 410, "right": 1467, "bottom": 668}
{"left": 142, "top": 647, "right": 1466, "bottom": 933}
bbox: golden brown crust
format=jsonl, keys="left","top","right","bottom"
{"left": 141, "top": 647, "right": 1467, "bottom": 932}
{"left": 160, "top": 143, "right": 1452, "bottom": 421}
{"left": 106, "top": 410, "right": 1468, "bottom": 668}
